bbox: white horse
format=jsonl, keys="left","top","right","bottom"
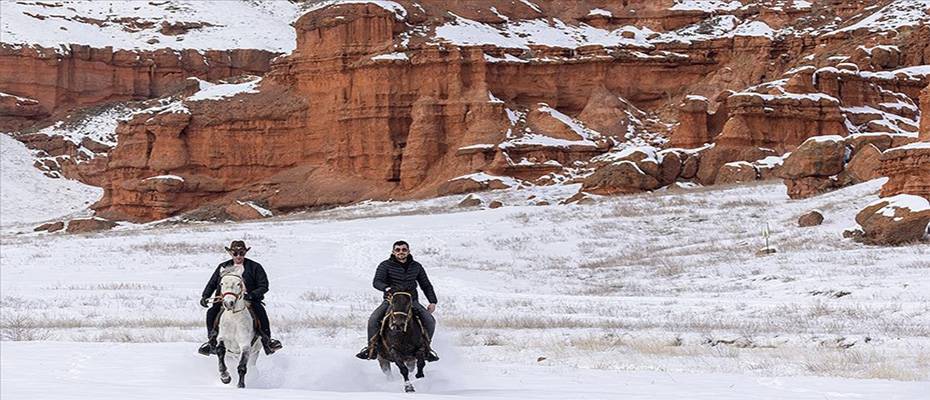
{"left": 214, "top": 274, "right": 261, "bottom": 388}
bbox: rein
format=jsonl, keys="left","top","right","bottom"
{"left": 220, "top": 274, "right": 249, "bottom": 314}
{"left": 388, "top": 292, "right": 414, "bottom": 332}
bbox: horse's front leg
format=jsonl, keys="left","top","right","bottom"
{"left": 395, "top": 360, "right": 414, "bottom": 392}
{"left": 415, "top": 354, "right": 426, "bottom": 379}
{"left": 216, "top": 342, "right": 231, "bottom": 384}
{"left": 236, "top": 345, "right": 250, "bottom": 388}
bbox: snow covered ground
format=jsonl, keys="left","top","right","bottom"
{"left": 2, "top": 342, "right": 925, "bottom": 399}
{"left": 1, "top": 163, "right": 928, "bottom": 397}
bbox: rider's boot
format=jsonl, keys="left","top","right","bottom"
{"left": 425, "top": 348, "right": 439, "bottom": 362}
{"left": 355, "top": 336, "right": 379, "bottom": 360}
{"left": 355, "top": 346, "right": 373, "bottom": 360}
{"left": 260, "top": 334, "right": 283, "bottom": 355}
{"left": 198, "top": 330, "right": 218, "bottom": 356}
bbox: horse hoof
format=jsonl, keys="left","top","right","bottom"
{"left": 415, "top": 373, "right": 424, "bottom": 379}
{"left": 220, "top": 375, "right": 231, "bottom": 384}
{"left": 405, "top": 384, "right": 415, "bottom": 393}
{"left": 237, "top": 382, "right": 245, "bottom": 389}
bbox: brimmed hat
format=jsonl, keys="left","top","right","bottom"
{"left": 225, "top": 240, "right": 250, "bottom": 253}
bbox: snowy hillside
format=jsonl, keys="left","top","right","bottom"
{"left": 0, "top": 0, "right": 302, "bottom": 52}
{"left": 2, "top": 179, "right": 927, "bottom": 397}
{"left": 0, "top": 133, "right": 101, "bottom": 227}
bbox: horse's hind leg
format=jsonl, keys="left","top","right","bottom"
{"left": 236, "top": 347, "right": 250, "bottom": 388}
{"left": 395, "top": 360, "right": 414, "bottom": 392}
{"left": 248, "top": 344, "right": 260, "bottom": 367}
{"left": 378, "top": 358, "right": 392, "bottom": 379}
{"left": 415, "top": 356, "right": 426, "bottom": 379}
{"left": 216, "top": 343, "right": 231, "bottom": 384}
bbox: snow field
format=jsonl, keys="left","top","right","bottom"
{"left": 2, "top": 179, "right": 928, "bottom": 389}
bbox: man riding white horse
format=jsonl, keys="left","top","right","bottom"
{"left": 199, "top": 240, "right": 282, "bottom": 356}
{"left": 356, "top": 240, "right": 439, "bottom": 362}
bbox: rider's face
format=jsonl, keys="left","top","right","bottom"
{"left": 392, "top": 246, "right": 409, "bottom": 261}
{"left": 229, "top": 250, "right": 246, "bottom": 263}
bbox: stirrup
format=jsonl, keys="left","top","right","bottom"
{"left": 355, "top": 346, "right": 370, "bottom": 360}
{"left": 262, "top": 337, "right": 282, "bottom": 355}
{"left": 426, "top": 349, "right": 439, "bottom": 362}
{"left": 356, "top": 345, "right": 378, "bottom": 360}
{"left": 198, "top": 341, "right": 215, "bottom": 356}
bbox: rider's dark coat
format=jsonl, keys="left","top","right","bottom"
{"left": 372, "top": 255, "right": 437, "bottom": 304}
{"left": 201, "top": 258, "right": 269, "bottom": 302}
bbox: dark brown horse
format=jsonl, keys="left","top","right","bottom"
{"left": 377, "top": 291, "right": 427, "bottom": 392}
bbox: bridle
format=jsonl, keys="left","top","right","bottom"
{"left": 220, "top": 274, "right": 248, "bottom": 313}
{"left": 387, "top": 291, "right": 413, "bottom": 332}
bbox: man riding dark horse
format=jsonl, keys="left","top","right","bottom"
{"left": 198, "top": 240, "right": 283, "bottom": 356}
{"left": 356, "top": 240, "right": 439, "bottom": 362}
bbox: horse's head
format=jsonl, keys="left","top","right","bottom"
{"left": 219, "top": 274, "right": 245, "bottom": 311}
{"left": 387, "top": 291, "right": 414, "bottom": 332}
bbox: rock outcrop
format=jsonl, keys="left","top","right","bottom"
{"left": 874, "top": 83, "right": 930, "bottom": 200}
{"left": 853, "top": 195, "right": 930, "bottom": 245}
{"left": 0, "top": 92, "right": 48, "bottom": 130}
{"left": 779, "top": 133, "right": 901, "bottom": 199}
{"left": 878, "top": 143, "right": 930, "bottom": 200}
{"left": 0, "top": 44, "right": 278, "bottom": 129}
{"left": 922, "top": 84, "right": 930, "bottom": 140}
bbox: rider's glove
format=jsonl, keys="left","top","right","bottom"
{"left": 199, "top": 297, "right": 210, "bottom": 308}
{"left": 384, "top": 287, "right": 393, "bottom": 295}
{"left": 243, "top": 293, "right": 254, "bottom": 301}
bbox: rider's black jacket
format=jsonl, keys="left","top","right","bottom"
{"left": 201, "top": 258, "right": 269, "bottom": 302}
{"left": 373, "top": 255, "right": 437, "bottom": 304}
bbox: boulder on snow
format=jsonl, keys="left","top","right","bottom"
{"left": 798, "top": 210, "right": 824, "bottom": 227}
{"left": 34, "top": 221, "right": 65, "bottom": 233}
{"left": 458, "top": 194, "right": 482, "bottom": 207}
{"left": 66, "top": 218, "right": 117, "bottom": 234}
{"left": 561, "top": 192, "right": 596, "bottom": 205}
{"left": 854, "top": 194, "right": 930, "bottom": 245}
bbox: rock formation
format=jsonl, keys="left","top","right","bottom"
{"left": 0, "top": 44, "right": 278, "bottom": 130}
{"left": 877, "top": 143, "right": 930, "bottom": 200}
{"left": 3, "top": 0, "right": 929, "bottom": 223}
{"left": 874, "top": 84, "right": 930, "bottom": 200}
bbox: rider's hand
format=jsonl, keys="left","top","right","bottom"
{"left": 384, "top": 287, "right": 393, "bottom": 295}
{"left": 199, "top": 297, "right": 210, "bottom": 308}
{"left": 427, "top": 303, "right": 436, "bottom": 313}
{"left": 243, "top": 293, "right": 254, "bottom": 301}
